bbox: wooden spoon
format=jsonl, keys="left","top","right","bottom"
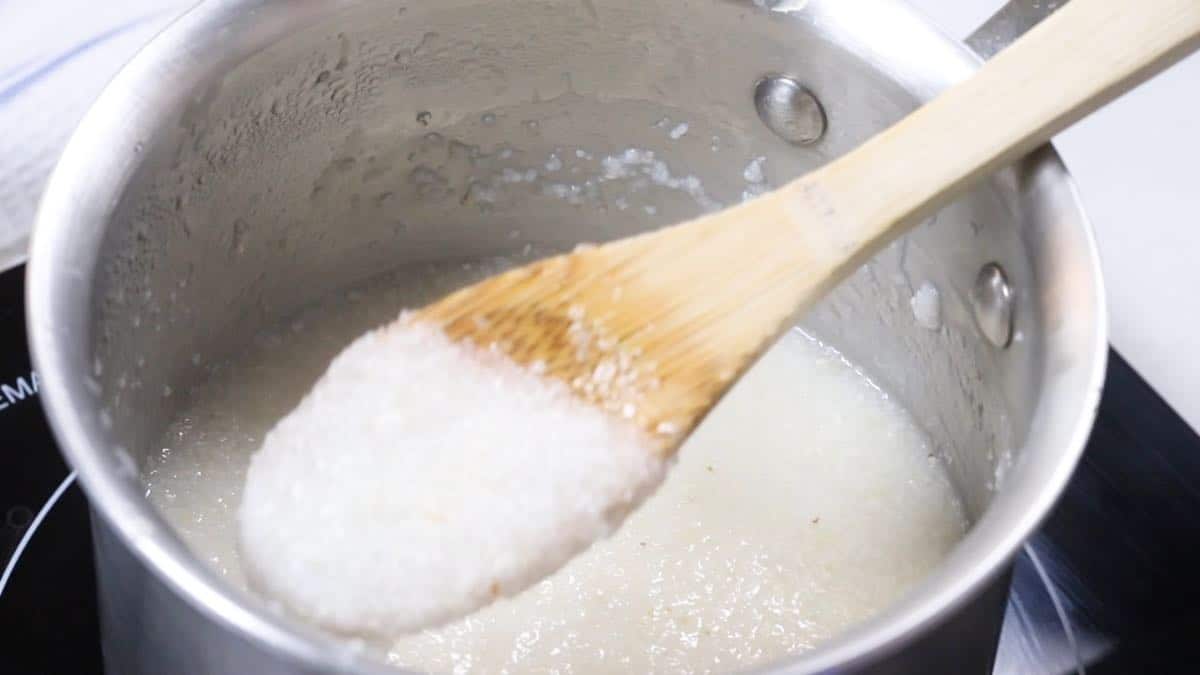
{"left": 419, "top": 0, "right": 1200, "bottom": 454}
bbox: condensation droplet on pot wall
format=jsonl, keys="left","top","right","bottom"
{"left": 743, "top": 156, "right": 767, "bottom": 184}
{"left": 910, "top": 282, "right": 942, "bottom": 331}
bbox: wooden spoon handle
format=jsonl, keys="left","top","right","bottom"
{"left": 596, "top": 0, "right": 1200, "bottom": 435}
{"left": 785, "top": 0, "right": 1200, "bottom": 268}
{"left": 413, "top": 0, "right": 1200, "bottom": 449}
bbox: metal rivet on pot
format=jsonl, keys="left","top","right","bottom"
{"left": 753, "top": 75, "right": 826, "bottom": 145}
{"left": 971, "top": 263, "right": 1014, "bottom": 348}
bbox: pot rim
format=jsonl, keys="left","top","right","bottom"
{"left": 26, "top": 0, "right": 1107, "bottom": 672}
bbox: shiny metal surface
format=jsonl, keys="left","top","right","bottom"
{"left": 966, "top": 0, "right": 1070, "bottom": 59}
{"left": 27, "top": 0, "right": 1106, "bottom": 673}
{"left": 993, "top": 349, "right": 1200, "bottom": 674}
{"left": 752, "top": 75, "right": 827, "bottom": 145}
{"left": 972, "top": 263, "right": 1015, "bottom": 348}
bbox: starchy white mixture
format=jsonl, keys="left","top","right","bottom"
{"left": 144, "top": 262, "right": 968, "bottom": 673}
{"left": 239, "top": 317, "right": 664, "bottom": 637}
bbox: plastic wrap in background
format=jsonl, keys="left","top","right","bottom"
{"left": 0, "top": 1, "right": 187, "bottom": 269}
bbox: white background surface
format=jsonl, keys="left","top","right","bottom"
{"left": 3, "top": 0, "right": 1198, "bottom": 431}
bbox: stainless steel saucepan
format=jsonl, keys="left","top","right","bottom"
{"left": 27, "top": 0, "right": 1105, "bottom": 672}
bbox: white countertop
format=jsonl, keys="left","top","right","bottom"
{"left": 4, "top": 0, "right": 1198, "bottom": 432}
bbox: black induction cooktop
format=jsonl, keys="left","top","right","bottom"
{"left": 3, "top": 262, "right": 1199, "bottom": 674}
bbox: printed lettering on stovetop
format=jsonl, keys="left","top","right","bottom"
{"left": 0, "top": 370, "right": 38, "bottom": 412}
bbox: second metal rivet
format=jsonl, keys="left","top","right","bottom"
{"left": 971, "top": 262, "right": 1015, "bottom": 348}
{"left": 753, "top": 75, "right": 826, "bottom": 146}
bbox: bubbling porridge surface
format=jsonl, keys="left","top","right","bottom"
{"left": 144, "top": 259, "right": 967, "bottom": 674}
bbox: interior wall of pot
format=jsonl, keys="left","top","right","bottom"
{"left": 90, "top": 0, "right": 1038, "bottom": 523}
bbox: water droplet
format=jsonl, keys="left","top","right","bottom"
{"left": 743, "top": 156, "right": 767, "bottom": 184}
{"left": 911, "top": 281, "right": 942, "bottom": 330}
